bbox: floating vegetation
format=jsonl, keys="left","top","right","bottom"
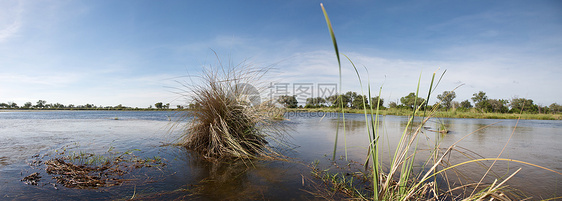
{"left": 22, "top": 146, "right": 165, "bottom": 189}
{"left": 21, "top": 172, "right": 41, "bottom": 185}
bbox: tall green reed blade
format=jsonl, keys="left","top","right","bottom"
{"left": 366, "top": 67, "right": 383, "bottom": 199}
{"left": 411, "top": 72, "right": 422, "bottom": 120}
{"left": 423, "top": 69, "right": 446, "bottom": 117}
{"left": 343, "top": 54, "right": 381, "bottom": 198}
{"left": 421, "top": 69, "right": 446, "bottom": 195}
{"left": 398, "top": 73, "right": 423, "bottom": 195}
{"left": 321, "top": 3, "right": 347, "bottom": 161}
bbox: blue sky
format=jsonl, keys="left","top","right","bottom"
{"left": 1, "top": 0, "right": 561, "bottom": 108}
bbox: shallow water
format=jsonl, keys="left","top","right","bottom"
{"left": 0, "top": 111, "right": 561, "bottom": 200}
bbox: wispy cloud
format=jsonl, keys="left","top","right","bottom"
{"left": 0, "top": 1, "right": 23, "bottom": 43}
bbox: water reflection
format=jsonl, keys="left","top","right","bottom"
{"left": 328, "top": 119, "right": 366, "bottom": 132}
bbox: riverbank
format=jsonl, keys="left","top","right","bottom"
{"left": 286, "top": 108, "right": 562, "bottom": 120}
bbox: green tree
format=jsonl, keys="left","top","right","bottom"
{"left": 53, "top": 103, "right": 65, "bottom": 109}
{"left": 400, "top": 92, "right": 426, "bottom": 109}
{"left": 549, "top": 103, "right": 561, "bottom": 114}
{"left": 510, "top": 98, "right": 538, "bottom": 113}
{"left": 155, "top": 102, "right": 163, "bottom": 109}
{"left": 277, "top": 95, "right": 298, "bottom": 108}
{"left": 7, "top": 102, "right": 18, "bottom": 109}
{"left": 388, "top": 101, "right": 398, "bottom": 108}
{"left": 436, "top": 91, "right": 456, "bottom": 109}
{"left": 343, "top": 91, "right": 368, "bottom": 109}
{"left": 36, "top": 100, "right": 47, "bottom": 108}
{"left": 370, "top": 96, "right": 384, "bottom": 109}
{"left": 23, "top": 102, "right": 33, "bottom": 109}
{"left": 351, "top": 94, "right": 369, "bottom": 109}
{"left": 460, "top": 100, "right": 472, "bottom": 109}
{"left": 488, "top": 99, "right": 509, "bottom": 113}
{"left": 305, "top": 97, "right": 327, "bottom": 108}
{"left": 327, "top": 94, "right": 351, "bottom": 108}
{"left": 471, "top": 91, "right": 489, "bottom": 112}
{"left": 537, "top": 104, "right": 548, "bottom": 114}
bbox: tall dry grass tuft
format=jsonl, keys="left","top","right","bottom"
{"left": 178, "top": 56, "right": 286, "bottom": 161}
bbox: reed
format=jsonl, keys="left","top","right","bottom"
{"left": 318, "top": 3, "right": 559, "bottom": 200}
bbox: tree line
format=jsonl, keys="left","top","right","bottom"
{"left": 277, "top": 90, "right": 562, "bottom": 114}
{"left": 0, "top": 100, "right": 105, "bottom": 109}
{"left": 0, "top": 100, "right": 181, "bottom": 110}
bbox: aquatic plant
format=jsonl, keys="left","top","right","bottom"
{"left": 23, "top": 146, "right": 163, "bottom": 189}
{"left": 177, "top": 54, "right": 287, "bottom": 160}
{"left": 318, "top": 3, "right": 562, "bottom": 200}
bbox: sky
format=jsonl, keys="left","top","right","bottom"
{"left": 1, "top": 0, "right": 561, "bottom": 108}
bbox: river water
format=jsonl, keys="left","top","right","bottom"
{"left": 0, "top": 110, "right": 560, "bottom": 200}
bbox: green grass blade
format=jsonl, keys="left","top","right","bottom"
{"left": 321, "top": 3, "right": 345, "bottom": 161}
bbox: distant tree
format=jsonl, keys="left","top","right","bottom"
{"left": 23, "top": 102, "right": 33, "bottom": 109}
{"left": 400, "top": 92, "right": 426, "bottom": 109}
{"left": 370, "top": 96, "right": 384, "bottom": 109}
{"left": 0, "top": 103, "right": 7, "bottom": 108}
{"left": 488, "top": 99, "right": 509, "bottom": 113}
{"left": 510, "top": 98, "right": 538, "bottom": 113}
{"left": 7, "top": 102, "right": 18, "bottom": 109}
{"left": 471, "top": 91, "right": 489, "bottom": 112}
{"left": 277, "top": 95, "right": 298, "bottom": 108}
{"left": 305, "top": 97, "right": 327, "bottom": 108}
{"left": 36, "top": 100, "right": 47, "bottom": 108}
{"left": 460, "top": 100, "right": 473, "bottom": 110}
{"left": 327, "top": 94, "right": 351, "bottom": 108}
{"left": 155, "top": 102, "right": 163, "bottom": 109}
{"left": 165, "top": 103, "right": 170, "bottom": 109}
{"left": 188, "top": 103, "right": 202, "bottom": 109}
{"left": 52, "top": 103, "right": 64, "bottom": 109}
{"left": 537, "top": 104, "right": 548, "bottom": 114}
{"left": 177, "top": 105, "right": 184, "bottom": 109}
{"left": 348, "top": 92, "right": 368, "bottom": 109}
{"left": 388, "top": 101, "right": 398, "bottom": 108}
{"left": 436, "top": 91, "right": 456, "bottom": 109}
{"left": 549, "top": 103, "right": 561, "bottom": 114}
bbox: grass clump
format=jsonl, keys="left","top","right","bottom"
{"left": 178, "top": 56, "right": 286, "bottom": 161}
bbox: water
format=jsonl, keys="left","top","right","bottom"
{"left": 0, "top": 111, "right": 561, "bottom": 200}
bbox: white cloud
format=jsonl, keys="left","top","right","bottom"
{"left": 0, "top": 1, "right": 23, "bottom": 43}
{"left": 263, "top": 42, "right": 561, "bottom": 106}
